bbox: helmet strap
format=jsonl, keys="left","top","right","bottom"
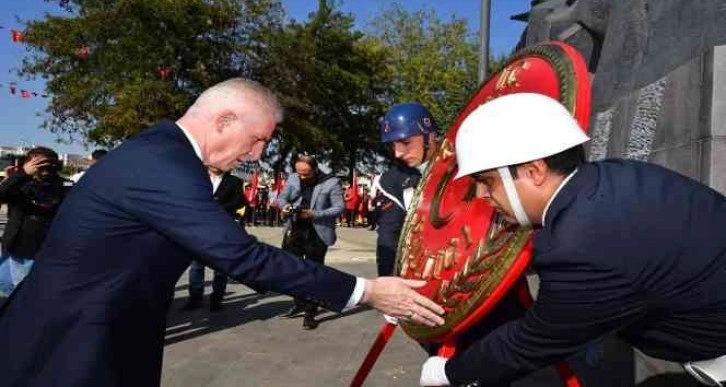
{"left": 497, "top": 167, "right": 531, "bottom": 227}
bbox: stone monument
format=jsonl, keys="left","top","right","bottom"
{"left": 515, "top": 0, "right": 726, "bottom": 195}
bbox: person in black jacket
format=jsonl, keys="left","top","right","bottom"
{"left": 182, "top": 166, "right": 247, "bottom": 312}
{"left": 420, "top": 93, "right": 726, "bottom": 386}
{"left": 0, "top": 147, "right": 71, "bottom": 296}
{"left": 375, "top": 103, "right": 439, "bottom": 276}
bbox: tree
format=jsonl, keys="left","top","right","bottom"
{"left": 20, "top": 0, "right": 283, "bottom": 146}
{"left": 368, "top": 3, "right": 505, "bottom": 134}
{"left": 255, "top": 0, "right": 388, "bottom": 174}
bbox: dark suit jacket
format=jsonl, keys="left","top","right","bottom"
{"left": 0, "top": 120, "right": 356, "bottom": 387}
{"left": 446, "top": 159, "right": 726, "bottom": 385}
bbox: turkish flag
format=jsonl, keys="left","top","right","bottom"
{"left": 10, "top": 29, "right": 24, "bottom": 43}
{"left": 20, "top": 90, "right": 31, "bottom": 98}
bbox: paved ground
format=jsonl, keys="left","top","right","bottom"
{"left": 0, "top": 212, "right": 693, "bottom": 386}
{"left": 162, "top": 226, "right": 428, "bottom": 387}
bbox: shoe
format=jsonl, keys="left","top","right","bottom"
{"left": 303, "top": 315, "right": 319, "bottom": 330}
{"left": 181, "top": 298, "right": 202, "bottom": 311}
{"left": 279, "top": 305, "right": 306, "bottom": 319}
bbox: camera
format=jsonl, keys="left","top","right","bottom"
{"left": 38, "top": 161, "right": 62, "bottom": 173}
{"left": 288, "top": 206, "right": 302, "bottom": 223}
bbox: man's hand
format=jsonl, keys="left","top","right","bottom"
{"left": 361, "top": 277, "right": 445, "bottom": 327}
{"left": 420, "top": 356, "right": 450, "bottom": 386}
{"left": 299, "top": 209, "right": 314, "bottom": 219}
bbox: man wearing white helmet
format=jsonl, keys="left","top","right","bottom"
{"left": 420, "top": 93, "right": 726, "bottom": 386}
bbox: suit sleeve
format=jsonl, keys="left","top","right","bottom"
{"left": 445, "top": 264, "right": 646, "bottom": 385}
{"left": 312, "top": 179, "right": 345, "bottom": 220}
{"left": 120, "top": 168, "right": 356, "bottom": 312}
{"left": 276, "top": 176, "right": 293, "bottom": 209}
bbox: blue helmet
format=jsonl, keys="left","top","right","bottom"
{"left": 379, "top": 103, "right": 438, "bottom": 143}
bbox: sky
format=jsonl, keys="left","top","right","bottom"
{"left": 0, "top": 0, "right": 530, "bottom": 155}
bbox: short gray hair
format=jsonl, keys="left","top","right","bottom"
{"left": 191, "top": 78, "right": 283, "bottom": 123}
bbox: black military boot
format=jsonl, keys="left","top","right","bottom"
{"left": 302, "top": 314, "right": 318, "bottom": 330}
{"left": 302, "top": 306, "right": 319, "bottom": 330}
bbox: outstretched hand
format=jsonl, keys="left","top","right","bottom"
{"left": 361, "top": 277, "right": 445, "bottom": 327}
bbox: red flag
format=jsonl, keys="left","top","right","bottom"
{"left": 20, "top": 90, "right": 31, "bottom": 99}
{"left": 157, "top": 66, "right": 171, "bottom": 80}
{"left": 10, "top": 29, "right": 24, "bottom": 43}
{"left": 9, "top": 82, "right": 16, "bottom": 95}
{"left": 245, "top": 169, "right": 259, "bottom": 205}
{"left": 351, "top": 169, "right": 360, "bottom": 203}
{"left": 75, "top": 46, "right": 90, "bottom": 59}
{"left": 275, "top": 172, "right": 285, "bottom": 195}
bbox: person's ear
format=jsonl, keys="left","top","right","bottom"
{"left": 518, "top": 160, "right": 549, "bottom": 187}
{"left": 215, "top": 110, "right": 237, "bottom": 133}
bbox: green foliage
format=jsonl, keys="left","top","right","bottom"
{"left": 368, "top": 3, "right": 508, "bottom": 134}
{"left": 21, "top": 0, "right": 505, "bottom": 175}
{"left": 255, "top": 0, "right": 388, "bottom": 173}
{"left": 22, "top": 0, "right": 283, "bottom": 146}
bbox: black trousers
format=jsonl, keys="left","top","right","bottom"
{"left": 281, "top": 223, "right": 329, "bottom": 314}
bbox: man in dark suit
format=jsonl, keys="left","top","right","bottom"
{"left": 419, "top": 93, "right": 726, "bottom": 386}
{"left": 0, "top": 78, "right": 444, "bottom": 387}
{"left": 183, "top": 166, "right": 246, "bottom": 312}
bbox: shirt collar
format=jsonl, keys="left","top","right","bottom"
{"left": 176, "top": 121, "right": 202, "bottom": 161}
{"left": 541, "top": 169, "right": 578, "bottom": 228}
{"left": 210, "top": 173, "right": 223, "bottom": 194}
{"left": 416, "top": 161, "right": 429, "bottom": 175}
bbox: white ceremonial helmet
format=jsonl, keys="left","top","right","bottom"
{"left": 454, "top": 93, "right": 590, "bottom": 179}
{"left": 453, "top": 93, "right": 590, "bottom": 226}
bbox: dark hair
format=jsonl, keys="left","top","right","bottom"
{"left": 293, "top": 153, "right": 318, "bottom": 170}
{"left": 91, "top": 149, "right": 108, "bottom": 161}
{"left": 25, "top": 146, "right": 59, "bottom": 162}
{"left": 510, "top": 145, "right": 585, "bottom": 178}
{"left": 22, "top": 146, "right": 61, "bottom": 174}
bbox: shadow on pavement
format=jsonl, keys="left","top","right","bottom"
{"left": 164, "top": 291, "right": 284, "bottom": 346}
{"left": 636, "top": 373, "right": 700, "bottom": 387}
{"left": 315, "top": 304, "right": 371, "bottom": 324}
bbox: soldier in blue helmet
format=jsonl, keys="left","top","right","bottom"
{"left": 375, "top": 103, "right": 439, "bottom": 277}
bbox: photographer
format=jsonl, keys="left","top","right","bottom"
{"left": 0, "top": 147, "right": 72, "bottom": 295}
{"left": 276, "top": 154, "right": 345, "bottom": 329}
